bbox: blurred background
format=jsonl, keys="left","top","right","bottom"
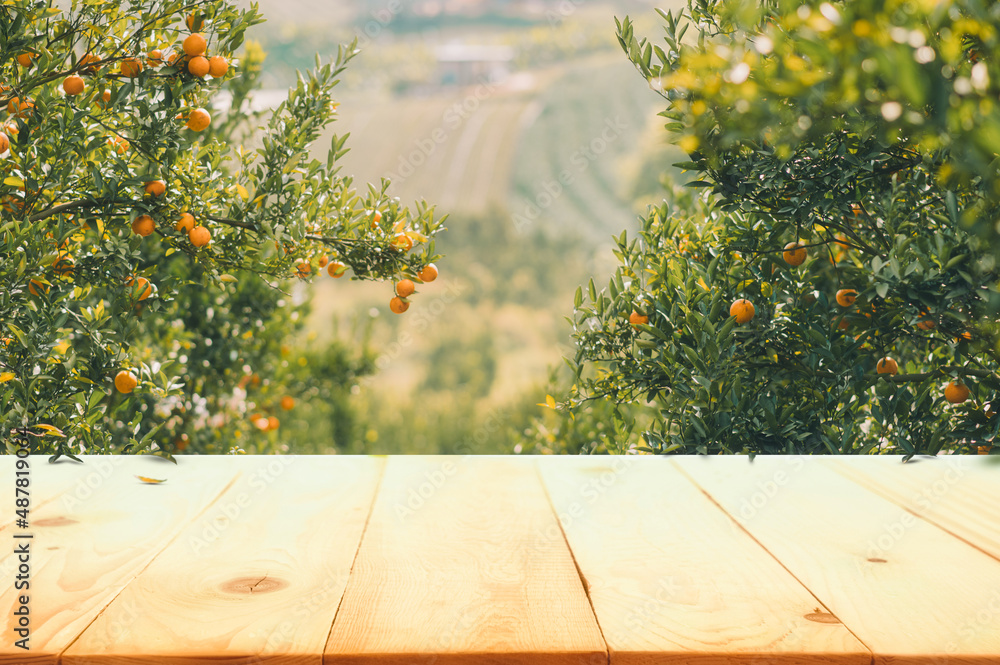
{"left": 237, "top": 0, "right": 687, "bottom": 454}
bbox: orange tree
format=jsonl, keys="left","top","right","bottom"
{"left": 554, "top": 0, "right": 1000, "bottom": 454}
{"left": 1, "top": 0, "right": 444, "bottom": 458}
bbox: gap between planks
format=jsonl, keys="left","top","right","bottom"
{"left": 322, "top": 457, "right": 388, "bottom": 656}
{"left": 533, "top": 459, "right": 613, "bottom": 665}
{"left": 668, "top": 458, "right": 878, "bottom": 665}
{"left": 56, "top": 469, "right": 245, "bottom": 662}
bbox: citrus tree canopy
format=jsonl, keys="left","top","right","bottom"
{"left": 1, "top": 0, "right": 444, "bottom": 458}
{"left": 561, "top": 0, "right": 999, "bottom": 454}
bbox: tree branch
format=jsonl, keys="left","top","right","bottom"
{"left": 875, "top": 366, "right": 995, "bottom": 383}
{"left": 27, "top": 200, "right": 100, "bottom": 221}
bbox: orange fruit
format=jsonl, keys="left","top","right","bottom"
{"left": 783, "top": 241, "right": 806, "bottom": 266}
{"left": 187, "top": 55, "right": 210, "bottom": 77}
{"left": 175, "top": 212, "right": 195, "bottom": 233}
{"left": 396, "top": 278, "right": 416, "bottom": 298}
{"left": 186, "top": 14, "right": 204, "bottom": 31}
{"left": 835, "top": 234, "right": 850, "bottom": 249}
{"left": 419, "top": 263, "right": 438, "bottom": 283}
{"left": 730, "top": 299, "right": 755, "bottom": 324}
{"left": 126, "top": 276, "right": 152, "bottom": 300}
{"left": 114, "top": 370, "right": 138, "bottom": 394}
{"left": 17, "top": 52, "right": 35, "bottom": 68}
{"left": 144, "top": 180, "right": 166, "bottom": 197}
{"left": 99, "top": 89, "right": 112, "bottom": 106}
{"left": 63, "top": 75, "right": 85, "bottom": 96}
{"left": 327, "top": 260, "right": 347, "bottom": 278}
{"left": 629, "top": 311, "right": 648, "bottom": 327}
{"left": 956, "top": 330, "right": 973, "bottom": 342}
{"left": 107, "top": 136, "right": 129, "bottom": 154}
{"left": 369, "top": 210, "right": 382, "bottom": 227}
{"left": 7, "top": 97, "right": 34, "bottom": 118}
{"left": 28, "top": 279, "right": 48, "bottom": 296}
{"left": 186, "top": 107, "right": 210, "bottom": 131}
{"left": 944, "top": 381, "right": 970, "bottom": 404}
{"left": 174, "top": 433, "right": 189, "bottom": 451}
{"left": 52, "top": 253, "right": 74, "bottom": 276}
{"left": 317, "top": 255, "right": 329, "bottom": 268}
{"left": 166, "top": 51, "right": 180, "bottom": 66}
{"left": 79, "top": 52, "right": 100, "bottom": 73}
{"left": 876, "top": 357, "right": 898, "bottom": 375}
{"left": 188, "top": 225, "right": 211, "bottom": 247}
{"left": 280, "top": 395, "right": 295, "bottom": 411}
{"left": 131, "top": 214, "right": 155, "bottom": 237}
{"left": 389, "top": 296, "right": 409, "bottom": 314}
{"left": 208, "top": 55, "right": 228, "bottom": 78}
{"left": 147, "top": 49, "right": 163, "bottom": 65}
{"left": 296, "top": 262, "right": 311, "bottom": 278}
{"left": 835, "top": 289, "right": 857, "bottom": 307}
{"left": 183, "top": 33, "right": 207, "bottom": 57}
{"left": 916, "top": 318, "right": 936, "bottom": 331}
{"left": 391, "top": 232, "right": 413, "bottom": 251}
{"left": 979, "top": 446, "right": 992, "bottom": 455}
{"left": 120, "top": 57, "right": 143, "bottom": 77}
{"left": 0, "top": 132, "right": 8, "bottom": 154}
{"left": 835, "top": 316, "right": 850, "bottom": 331}
{"left": 267, "top": 416, "right": 280, "bottom": 431}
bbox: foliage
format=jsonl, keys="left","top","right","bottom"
{"left": 0, "top": 0, "right": 444, "bottom": 457}
{"left": 555, "top": 0, "right": 1000, "bottom": 454}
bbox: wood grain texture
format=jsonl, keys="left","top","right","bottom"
{"left": 676, "top": 455, "right": 1000, "bottom": 665}
{"left": 0, "top": 455, "right": 135, "bottom": 530}
{"left": 830, "top": 455, "right": 1000, "bottom": 561}
{"left": 62, "top": 455, "right": 384, "bottom": 665}
{"left": 0, "top": 455, "right": 241, "bottom": 665}
{"left": 324, "top": 455, "right": 607, "bottom": 665}
{"left": 539, "top": 456, "right": 871, "bottom": 665}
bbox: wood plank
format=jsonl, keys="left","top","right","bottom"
{"left": 324, "top": 456, "right": 607, "bottom": 665}
{"left": 539, "top": 456, "right": 871, "bottom": 665}
{"left": 676, "top": 455, "right": 1000, "bottom": 665}
{"left": 830, "top": 455, "right": 1000, "bottom": 561}
{"left": 62, "top": 455, "right": 383, "bottom": 665}
{"left": 0, "top": 455, "right": 138, "bottom": 528}
{"left": 0, "top": 456, "right": 163, "bottom": 594}
{"left": 0, "top": 455, "right": 241, "bottom": 665}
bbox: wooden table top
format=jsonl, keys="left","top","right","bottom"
{"left": 2, "top": 454, "right": 998, "bottom": 664}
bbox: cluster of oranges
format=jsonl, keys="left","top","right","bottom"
{"left": 626, "top": 227, "right": 977, "bottom": 406}
{"left": 294, "top": 209, "right": 440, "bottom": 315}
{"left": 777, "top": 235, "right": 974, "bottom": 403}
{"left": 44, "top": 16, "right": 221, "bottom": 135}
{"left": 128, "top": 178, "right": 212, "bottom": 248}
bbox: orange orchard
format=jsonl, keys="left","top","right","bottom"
{"left": 1, "top": 8, "right": 445, "bottom": 452}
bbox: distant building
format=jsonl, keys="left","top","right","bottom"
{"left": 434, "top": 44, "right": 515, "bottom": 86}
